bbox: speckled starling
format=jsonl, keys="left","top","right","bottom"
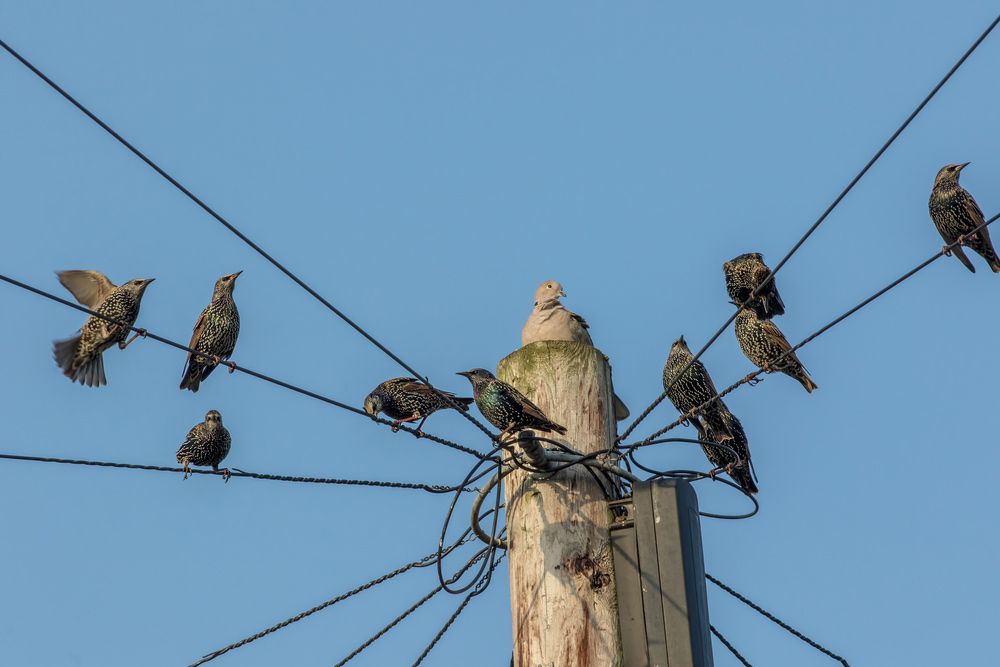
{"left": 734, "top": 308, "right": 817, "bottom": 393}
{"left": 180, "top": 271, "right": 242, "bottom": 392}
{"left": 662, "top": 335, "right": 734, "bottom": 441}
{"left": 928, "top": 163, "right": 1000, "bottom": 273}
{"left": 457, "top": 368, "right": 567, "bottom": 440}
{"left": 364, "top": 377, "right": 473, "bottom": 435}
{"left": 695, "top": 410, "right": 757, "bottom": 496}
{"left": 723, "top": 252, "right": 786, "bottom": 319}
{"left": 176, "top": 410, "right": 232, "bottom": 480}
{"left": 521, "top": 280, "right": 630, "bottom": 421}
{"left": 53, "top": 270, "right": 155, "bottom": 387}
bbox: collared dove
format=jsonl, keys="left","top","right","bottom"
{"left": 521, "top": 280, "right": 630, "bottom": 421}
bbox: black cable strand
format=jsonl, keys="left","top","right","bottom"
{"left": 0, "top": 37, "right": 500, "bottom": 443}
{"left": 615, "top": 13, "right": 1000, "bottom": 445}
{"left": 625, "top": 211, "right": 1000, "bottom": 450}
{"left": 410, "top": 551, "right": 507, "bottom": 666}
{"left": 333, "top": 545, "right": 493, "bottom": 667}
{"left": 188, "top": 532, "right": 475, "bottom": 667}
{"left": 0, "top": 453, "right": 476, "bottom": 493}
{"left": 707, "top": 574, "right": 850, "bottom": 666}
{"left": 710, "top": 624, "right": 753, "bottom": 667}
{"left": 0, "top": 273, "right": 493, "bottom": 461}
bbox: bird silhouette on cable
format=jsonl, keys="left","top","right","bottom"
{"left": 734, "top": 308, "right": 817, "bottom": 393}
{"left": 53, "top": 270, "right": 155, "bottom": 387}
{"left": 176, "top": 410, "right": 232, "bottom": 481}
{"left": 723, "top": 253, "right": 785, "bottom": 319}
{"left": 180, "top": 271, "right": 242, "bottom": 392}
{"left": 364, "top": 377, "right": 473, "bottom": 436}
{"left": 928, "top": 162, "right": 999, "bottom": 273}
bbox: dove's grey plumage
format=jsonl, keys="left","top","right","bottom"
{"left": 53, "top": 270, "right": 155, "bottom": 387}
{"left": 521, "top": 280, "right": 630, "bottom": 421}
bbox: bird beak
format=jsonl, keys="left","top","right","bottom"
{"left": 145, "top": 278, "right": 156, "bottom": 284}
{"left": 456, "top": 371, "right": 470, "bottom": 378}
{"left": 231, "top": 271, "right": 243, "bottom": 280}
{"left": 559, "top": 288, "right": 567, "bottom": 298}
{"left": 959, "top": 162, "right": 971, "bottom": 170}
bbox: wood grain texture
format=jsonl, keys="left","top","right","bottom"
{"left": 498, "top": 341, "right": 622, "bottom": 667}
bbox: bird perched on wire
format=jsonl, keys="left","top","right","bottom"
{"left": 180, "top": 271, "right": 242, "bottom": 392}
{"left": 693, "top": 410, "right": 758, "bottom": 496}
{"left": 734, "top": 308, "right": 817, "bottom": 393}
{"left": 662, "top": 335, "right": 735, "bottom": 442}
{"left": 53, "top": 270, "right": 155, "bottom": 387}
{"left": 457, "top": 368, "right": 567, "bottom": 441}
{"left": 521, "top": 280, "right": 630, "bottom": 421}
{"left": 364, "top": 377, "right": 473, "bottom": 436}
{"left": 723, "top": 253, "right": 785, "bottom": 319}
{"left": 928, "top": 162, "right": 999, "bottom": 273}
{"left": 176, "top": 410, "right": 232, "bottom": 480}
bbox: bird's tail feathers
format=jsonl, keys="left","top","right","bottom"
{"left": 731, "top": 461, "right": 758, "bottom": 495}
{"left": 53, "top": 335, "right": 80, "bottom": 375}
{"left": 613, "top": 393, "right": 630, "bottom": 421}
{"left": 798, "top": 372, "right": 818, "bottom": 394}
{"left": 546, "top": 421, "right": 568, "bottom": 435}
{"left": 449, "top": 396, "right": 474, "bottom": 411}
{"left": 54, "top": 336, "right": 107, "bottom": 387}
{"left": 953, "top": 246, "right": 977, "bottom": 273}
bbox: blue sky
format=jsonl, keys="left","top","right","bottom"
{"left": 2, "top": 2, "right": 999, "bottom": 665}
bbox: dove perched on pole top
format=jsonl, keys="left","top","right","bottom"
{"left": 521, "top": 280, "right": 630, "bottom": 421}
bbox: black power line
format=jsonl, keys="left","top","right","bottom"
{"left": 708, "top": 574, "right": 850, "bottom": 666}
{"left": 624, "top": 211, "right": 1000, "bottom": 449}
{"left": 0, "top": 35, "right": 499, "bottom": 443}
{"left": 188, "top": 530, "right": 479, "bottom": 667}
{"left": 711, "top": 624, "right": 753, "bottom": 667}
{"left": 0, "top": 453, "right": 476, "bottom": 493}
{"left": 0, "top": 273, "right": 492, "bottom": 461}
{"left": 616, "top": 12, "right": 1000, "bottom": 445}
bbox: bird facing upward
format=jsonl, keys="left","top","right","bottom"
{"left": 928, "top": 163, "right": 1000, "bottom": 273}
{"left": 176, "top": 409, "right": 232, "bottom": 480}
{"left": 53, "top": 270, "right": 155, "bottom": 387}
{"left": 521, "top": 279, "right": 630, "bottom": 421}
{"left": 364, "top": 377, "right": 473, "bottom": 436}
{"left": 662, "top": 335, "right": 735, "bottom": 442}
{"left": 180, "top": 271, "right": 243, "bottom": 392}
{"left": 457, "top": 368, "right": 567, "bottom": 441}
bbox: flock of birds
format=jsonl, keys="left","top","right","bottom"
{"left": 50, "top": 164, "right": 996, "bottom": 491}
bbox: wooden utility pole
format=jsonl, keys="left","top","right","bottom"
{"left": 498, "top": 340, "right": 622, "bottom": 667}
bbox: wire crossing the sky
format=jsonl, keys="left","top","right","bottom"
{"left": 624, "top": 211, "right": 1000, "bottom": 450}
{"left": 0, "top": 35, "right": 500, "bottom": 443}
{"left": 708, "top": 574, "right": 850, "bottom": 666}
{"left": 711, "top": 625, "right": 753, "bottom": 667}
{"left": 0, "top": 273, "right": 492, "bottom": 461}
{"left": 0, "top": 453, "right": 476, "bottom": 493}
{"left": 616, "top": 11, "right": 1000, "bottom": 445}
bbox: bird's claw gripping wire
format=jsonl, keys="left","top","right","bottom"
{"left": 219, "top": 468, "right": 231, "bottom": 483}
{"left": 120, "top": 328, "right": 147, "bottom": 349}
{"left": 182, "top": 461, "right": 191, "bottom": 480}
{"left": 226, "top": 361, "right": 237, "bottom": 374}
{"left": 743, "top": 372, "right": 762, "bottom": 386}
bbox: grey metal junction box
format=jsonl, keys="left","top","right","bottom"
{"left": 610, "top": 479, "right": 714, "bottom": 667}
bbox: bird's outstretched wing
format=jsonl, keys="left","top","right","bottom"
{"left": 58, "top": 270, "right": 116, "bottom": 308}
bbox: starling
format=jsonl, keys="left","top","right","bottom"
{"left": 694, "top": 410, "right": 757, "bottom": 496}
{"left": 364, "top": 377, "right": 474, "bottom": 435}
{"left": 180, "top": 271, "right": 242, "bottom": 392}
{"left": 723, "top": 252, "right": 786, "bottom": 319}
{"left": 456, "top": 368, "right": 567, "bottom": 441}
{"left": 662, "top": 335, "right": 734, "bottom": 441}
{"left": 521, "top": 279, "right": 630, "bottom": 421}
{"left": 53, "top": 270, "right": 155, "bottom": 387}
{"left": 928, "top": 163, "right": 1000, "bottom": 273}
{"left": 734, "top": 308, "right": 817, "bottom": 393}
{"left": 176, "top": 409, "right": 232, "bottom": 480}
